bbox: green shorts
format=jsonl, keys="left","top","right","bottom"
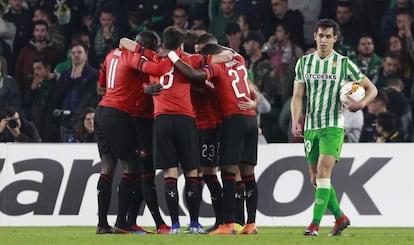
{"left": 303, "top": 127, "right": 344, "bottom": 164}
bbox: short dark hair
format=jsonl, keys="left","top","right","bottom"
{"left": 33, "top": 20, "right": 49, "bottom": 29}
{"left": 315, "top": 19, "right": 339, "bottom": 36}
{"left": 376, "top": 111, "right": 398, "bottom": 133}
{"left": 200, "top": 43, "right": 224, "bottom": 55}
{"left": 225, "top": 22, "right": 240, "bottom": 35}
{"left": 71, "top": 41, "right": 89, "bottom": 53}
{"left": 383, "top": 51, "right": 400, "bottom": 60}
{"left": 337, "top": 1, "right": 351, "bottom": 9}
{"left": 196, "top": 33, "right": 218, "bottom": 45}
{"left": 100, "top": 6, "right": 115, "bottom": 16}
{"left": 374, "top": 89, "right": 389, "bottom": 105}
{"left": 135, "top": 30, "right": 158, "bottom": 51}
{"left": 32, "top": 55, "right": 50, "bottom": 68}
{"left": 162, "top": 26, "right": 184, "bottom": 50}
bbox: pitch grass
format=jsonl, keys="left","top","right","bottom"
{"left": 1, "top": 227, "right": 414, "bottom": 245}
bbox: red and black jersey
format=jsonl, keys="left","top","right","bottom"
{"left": 191, "top": 84, "right": 220, "bottom": 129}
{"left": 204, "top": 54, "right": 256, "bottom": 118}
{"left": 149, "top": 50, "right": 210, "bottom": 118}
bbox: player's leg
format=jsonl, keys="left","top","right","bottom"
{"left": 177, "top": 115, "right": 204, "bottom": 234}
{"left": 153, "top": 115, "right": 181, "bottom": 234}
{"left": 234, "top": 167, "right": 246, "bottom": 227}
{"left": 114, "top": 159, "right": 138, "bottom": 233}
{"left": 209, "top": 115, "right": 245, "bottom": 234}
{"left": 238, "top": 116, "right": 258, "bottom": 234}
{"left": 200, "top": 127, "right": 223, "bottom": 232}
{"left": 94, "top": 106, "right": 117, "bottom": 234}
{"left": 133, "top": 118, "right": 168, "bottom": 233}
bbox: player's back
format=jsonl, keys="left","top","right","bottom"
{"left": 208, "top": 54, "right": 256, "bottom": 118}
{"left": 99, "top": 48, "right": 146, "bottom": 115}
{"left": 150, "top": 53, "right": 206, "bottom": 118}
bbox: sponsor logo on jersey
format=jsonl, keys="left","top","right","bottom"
{"left": 304, "top": 73, "right": 337, "bottom": 80}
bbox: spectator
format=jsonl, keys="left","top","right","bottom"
{"left": 90, "top": 6, "right": 122, "bottom": 66}
{"left": 262, "top": 22, "right": 303, "bottom": 103}
{"left": 209, "top": 0, "right": 240, "bottom": 44}
{"left": 0, "top": 106, "right": 41, "bottom": 142}
{"left": 376, "top": 111, "right": 406, "bottom": 142}
{"left": 360, "top": 90, "right": 389, "bottom": 142}
{"left": 14, "top": 20, "right": 57, "bottom": 94}
{"left": 380, "top": 0, "right": 414, "bottom": 49}
{"left": 126, "top": 9, "right": 152, "bottom": 40}
{"left": 288, "top": 0, "right": 322, "bottom": 49}
{"left": 3, "top": 0, "right": 32, "bottom": 56}
{"left": 32, "top": 6, "right": 66, "bottom": 58}
{"left": 22, "top": 56, "right": 59, "bottom": 142}
{"left": 333, "top": 27, "right": 356, "bottom": 57}
{"left": 171, "top": 6, "right": 190, "bottom": 30}
{"left": 383, "top": 77, "right": 413, "bottom": 140}
{"left": 335, "top": 1, "right": 364, "bottom": 46}
{"left": 0, "top": 56, "right": 21, "bottom": 112}
{"left": 237, "top": 13, "right": 262, "bottom": 39}
{"left": 262, "top": 0, "right": 304, "bottom": 49}
{"left": 225, "top": 22, "right": 245, "bottom": 57}
{"left": 372, "top": 51, "right": 401, "bottom": 89}
{"left": 75, "top": 107, "right": 95, "bottom": 142}
{"left": 350, "top": 34, "right": 382, "bottom": 80}
{"left": 51, "top": 41, "right": 99, "bottom": 139}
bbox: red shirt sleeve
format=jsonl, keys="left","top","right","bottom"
{"left": 140, "top": 58, "right": 174, "bottom": 76}
{"left": 202, "top": 62, "right": 221, "bottom": 81}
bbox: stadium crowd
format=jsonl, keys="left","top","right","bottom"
{"left": 0, "top": 0, "right": 413, "bottom": 144}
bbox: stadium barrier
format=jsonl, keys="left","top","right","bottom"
{"left": 0, "top": 143, "right": 411, "bottom": 227}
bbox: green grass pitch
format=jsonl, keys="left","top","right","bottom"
{"left": 1, "top": 227, "right": 414, "bottom": 245}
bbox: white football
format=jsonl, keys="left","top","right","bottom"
{"left": 340, "top": 82, "right": 365, "bottom": 104}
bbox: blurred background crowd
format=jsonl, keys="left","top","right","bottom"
{"left": 0, "top": 0, "right": 413, "bottom": 143}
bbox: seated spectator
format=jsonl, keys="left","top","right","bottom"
{"left": 0, "top": 107, "right": 41, "bottom": 142}
{"left": 237, "top": 13, "right": 263, "bottom": 39}
{"left": 75, "top": 107, "right": 95, "bottom": 142}
{"left": 376, "top": 111, "right": 406, "bottom": 142}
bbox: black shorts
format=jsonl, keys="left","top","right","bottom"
{"left": 219, "top": 114, "right": 258, "bottom": 166}
{"left": 198, "top": 126, "right": 220, "bottom": 167}
{"left": 153, "top": 114, "right": 200, "bottom": 171}
{"left": 134, "top": 117, "right": 154, "bottom": 172}
{"left": 95, "top": 106, "right": 138, "bottom": 161}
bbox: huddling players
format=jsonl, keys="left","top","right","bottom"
{"left": 96, "top": 26, "right": 260, "bottom": 235}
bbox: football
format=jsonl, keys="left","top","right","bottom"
{"left": 340, "top": 82, "right": 365, "bottom": 104}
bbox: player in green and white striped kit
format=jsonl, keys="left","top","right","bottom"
{"left": 290, "top": 19, "right": 378, "bottom": 236}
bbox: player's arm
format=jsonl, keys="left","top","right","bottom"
{"left": 119, "top": 37, "right": 158, "bottom": 60}
{"left": 346, "top": 76, "right": 378, "bottom": 112}
{"left": 291, "top": 82, "right": 305, "bottom": 138}
{"left": 211, "top": 49, "right": 233, "bottom": 63}
{"left": 168, "top": 51, "right": 208, "bottom": 82}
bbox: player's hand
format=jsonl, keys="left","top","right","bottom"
{"left": 237, "top": 96, "right": 257, "bottom": 110}
{"left": 144, "top": 82, "right": 163, "bottom": 95}
{"left": 291, "top": 121, "right": 303, "bottom": 139}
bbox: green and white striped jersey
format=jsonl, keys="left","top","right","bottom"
{"left": 294, "top": 50, "right": 365, "bottom": 130}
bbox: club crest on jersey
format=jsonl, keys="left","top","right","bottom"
{"left": 332, "top": 61, "right": 337, "bottom": 67}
